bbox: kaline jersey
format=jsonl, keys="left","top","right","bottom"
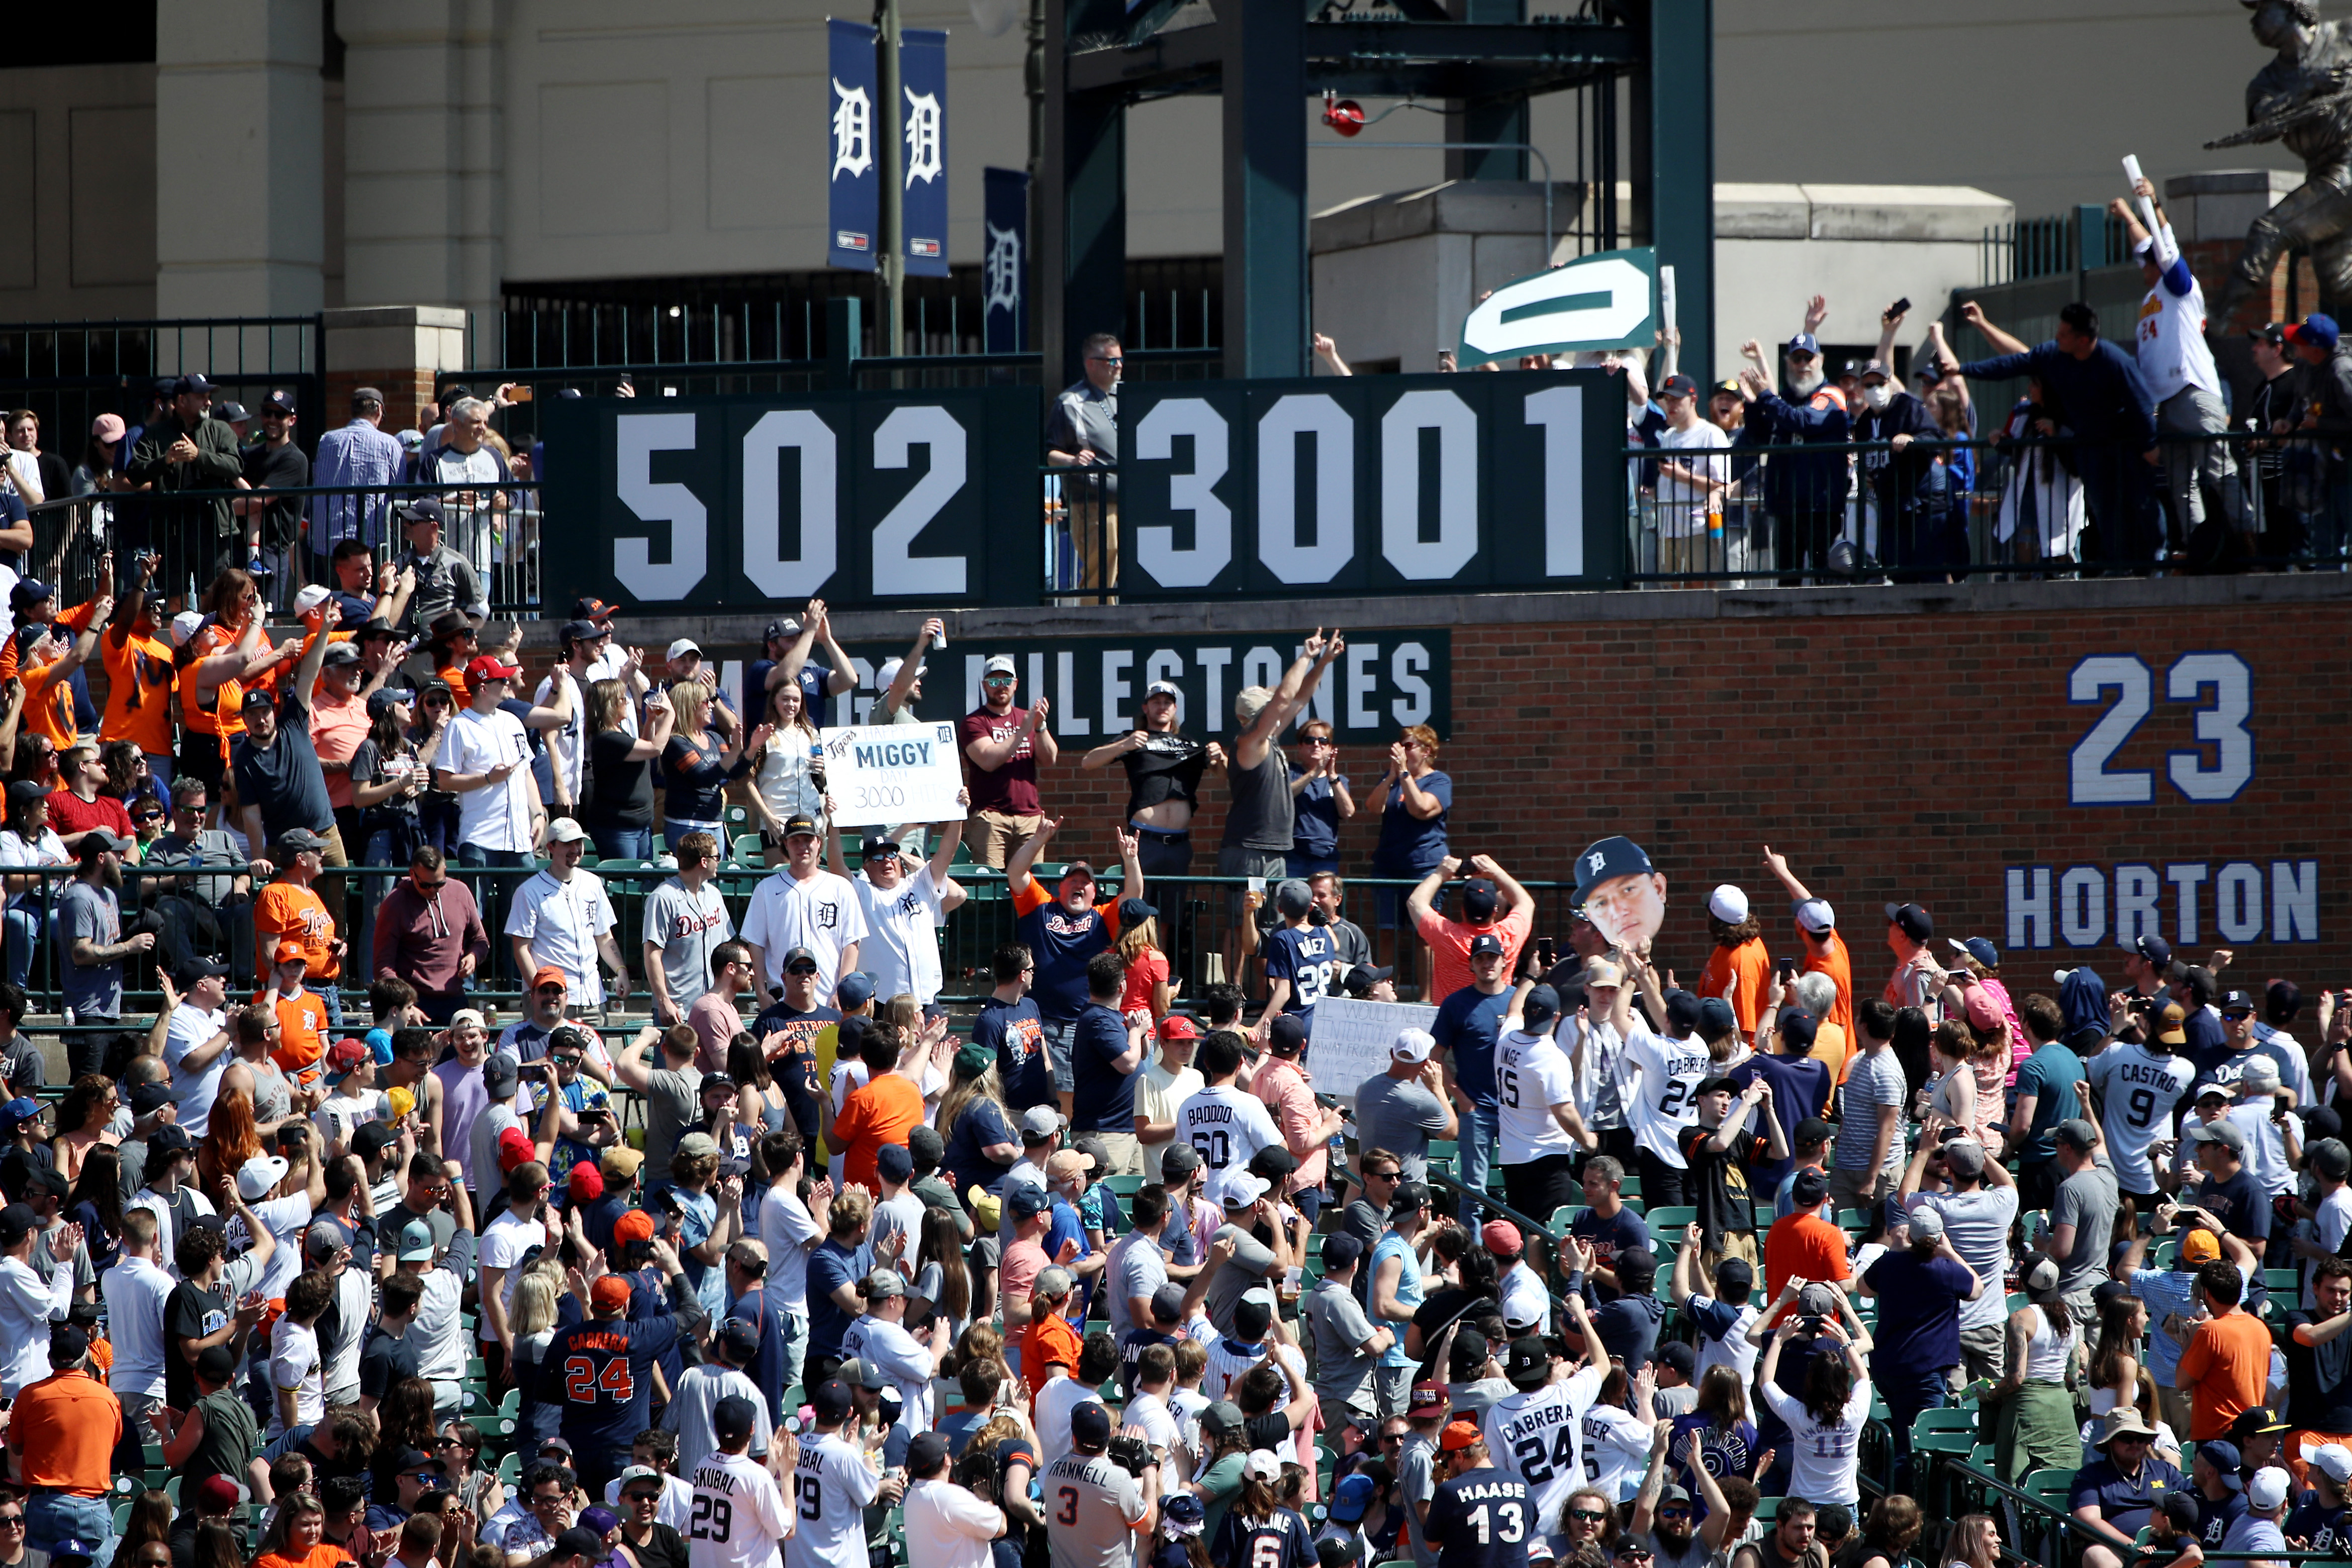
{"left": 784, "top": 1431, "right": 881, "bottom": 1568}
{"left": 689, "top": 1448, "right": 794, "bottom": 1568}
{"left": 1175, "top": 1084, "right": 1283, "bottom": 1175}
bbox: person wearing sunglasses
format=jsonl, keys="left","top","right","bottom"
{"left": 1047, "top": 332, "right": 1122, "bottom": 591}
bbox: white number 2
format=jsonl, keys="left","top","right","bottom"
{"left": 2068, "top": 655, "right": 2152, "bottom": 804}
{"left": 870, "top": 405, "right": 968, "bottom": 596}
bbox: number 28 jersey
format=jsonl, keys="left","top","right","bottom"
{"left": 1423, "top": 1465, "right": 1537, "bottom": 1568}
{"left": 784, "top": 1431, "right": 879, "bottom": 1568}
{"left": 1480, "top": 1364, "right": 1605, "bottom": 1537}
{"left": 689, "top": 1448, "right": 794, "bottom": 1568}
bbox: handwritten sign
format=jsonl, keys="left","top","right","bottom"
{"left": 1311, "top": 997, "right": 1440, "bottom": 1108}
{"left": 820, "top": 722, "right": 967, "bottom": 825}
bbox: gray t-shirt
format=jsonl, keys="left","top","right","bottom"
{"left": 1041, "top": 1449, "right": 1144, "bottom": 1568}
{"left": 1398, "top": 1433, "right": 1440, "bottom": 1568}
{"left": 2053, "top": 1158, "right": 2122, "bottom": 1295}
{"left": 1304, "top": 1277, "right": 1382, "bottom": 1409}
{"left": 1920, "top": 1184, "right": 2019, "bottom": 1332}
{"left": 59, "top": 879, "right": 123, "bottom": 1019}
{"left": 870, "top": 1191, "right": 925, "bottom": 1262}
{"left": 1107, "top": 1232, "right": 1169, "bottom": 1339}
{"left": 1353, "top": 1074, "right": 1450, "bottom": 1183}
{"left": 643, "top": 878, "right": 733, "bottom": 1017}
{"left": 1204, "top": 1224, "right": 1277, "bottom": 1336}
{"left": 642, "top": 1064, "right": 702, "bottom": 1185}
{"left": 1833, "top": 1048, "right": 1907, "bottom": 1173}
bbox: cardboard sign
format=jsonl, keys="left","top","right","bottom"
{"left": 1310, "top": 997, "right": 1440, "bottom": 1109}
{"left": 819, "top": 722, "right": 966, "bottom": 825}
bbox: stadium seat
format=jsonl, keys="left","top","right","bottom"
{"left": 1644, "top": 1205, "right": 1698, "bottom": 1234}
{"left": 1548, "top": 1206, "right": 1588, "bottom": 1236}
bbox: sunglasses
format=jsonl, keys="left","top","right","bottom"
{"left": 1367, "top": 1170, "right": 1400, "bottom": 1182}
{"left": 1570, "top": 1510, "right": 1610, "bottom": 1523}
{"left": 982, "top": 675, "right": 1015, "bottom": 686}
{"left": 786, "top": 963, "right": 819, "bottom": 975}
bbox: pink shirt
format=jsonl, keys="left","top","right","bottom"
{"left": 688, "top": 992, "right": 741, "bottom": 1073}
{"left": 1253, "top": 1055, "right": 1327, "bottom": 1191}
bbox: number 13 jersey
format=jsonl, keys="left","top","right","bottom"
{"left": 1423, "top": 1464, "right": 1538, "bottom": 1568}
{"left": 690, "top": 1447, "right": 795, "bottom": 1568}
{"left": 784, "top": 1430, "right": 880, "bottom": 1568}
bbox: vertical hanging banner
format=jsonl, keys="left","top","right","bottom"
{"left": 826, "top": 18, "right": 880, "bottom": 270}
{"left": 899, "top": 29, "right": 950, "bottom": 278}
{"left": 982, "top": 167, "right": 1029, "bottom": 353}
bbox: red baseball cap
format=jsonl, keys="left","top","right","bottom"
{"left": 1159, "top": 1015, "right": 1200, "bottom": 1041}
{"left": 326, "top": 1038, "right": 370, "bottom": 1073}
{"left": 465, "top": 653, "right": 522, "bottom": 684}
{"left": 497, "top": 1126, "right": 535, "bottom": 1173}
{"left": 1480, "top": 1220, "right": 1524, "bottom": 1258}
{"left": 568, "top": 1160, "right": 604, "bottom": 1200}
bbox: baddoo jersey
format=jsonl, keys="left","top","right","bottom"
{"left": 1481, "top": 1365, "right": 1605, "bottom": 1536}
{"left": 1619, "top": 1019, "right": 1713, "bottom": 1167}
{"left": 689, "top": 1447, "right": 794, "bottom": 1568}
{"left": 784, "top": 1430, "right": 880, "bottom": 1568}
{"left": 1175, "top": 1083, "right": 1283, "bottom": 1174}
{"left": 1495, "top": 1029, "right": 1578, "bottom": 1165}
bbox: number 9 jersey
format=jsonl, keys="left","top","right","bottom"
{"left": 690, "top": 1447, "right": 795, "bottom": 1568}
{"left": 784, "top": 1428, "right": 882, "bottom": 1568}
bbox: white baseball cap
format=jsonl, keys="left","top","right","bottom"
{"left": 2249, "top": 1465, "right": 2292, "bottom": 1511}
{"left": 1709, "top": 884, "right": 1749, "bottom": 924}
{"left": 2309, "top": 1443, "right": 2352, "bottom": 1485}
{"left": 1211, "top": 1170, "right": 1270, "bottom": 1209}
{"left": 877, "top": 656, "right": 924, "bottom": 689}
{"left": 1391, "top": 1028, "right": 1435, "bottom": 1064}
{"left": 237, "top": 1154, "right": 291, "bottom": 1201}
{"left": 1243, "top": 1450, "right": 1283, "bottom": 1482}
{"left": 1795, "top": 898, "right": 1836, "bottom": 934}
{"left": 293, "top": 583, "right": 331, "bottom": 614}
{"left": 169, "top": 610, "right": 205, "bottom": 647}
{"left": 666, "top": 637, "right": 700, "bottom": 661}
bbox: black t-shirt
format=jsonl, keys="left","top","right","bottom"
{"left": 1121, "top": 733, "right": 1212, "bottom": 816}
{"left": 357, "top": 1325, "right": 421, "bottom": 1402}
{"left": 241, "top": 441, "right": 309, "bottom": 550}
{"left": 622, "top": 1524, "right": 689, "bottom": 1568}
{"left": 2285, "top": 1310, "right": 2352, "bottom": 1432}
{"left": 1245, "top": 1410, "right": 1293, "bottom": 1450}
{"left": 586, "top": 729, "right": 655, "bottom": 828}
{"left": 164, "top": 1279, "right": 230, "bottom": 1410}
{"left": 1679, "top": 1124, "right": 1766, "bottom": 1249}
{"left": 232, "top": 693, "right": 335, "bottom": 841}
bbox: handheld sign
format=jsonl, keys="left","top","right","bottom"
{"left": 1310, "top": 997, "right": 1440, "bottom": 1109}
{"left": 1458, "top": 247, "right": 1656, "bottom": 368}
{"left": 819, "top": 723, "right": 966, "bottom": 826}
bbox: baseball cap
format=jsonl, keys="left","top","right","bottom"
{"left": 1149, "top": 1282, "right": 1189, "bottom": 1325}
{"left": 1794, "top": 897, "right": 1836, "bottom": 933}
{"left": 2252, "top": 321, "right": 2289, "bottom": 348}
{"left": 2292, "top": 314, "right": 2342, "bottom": 349}
{"left": 2179, "top": 1228, "right": 2222, "bottom": 1264}
{"left": 1504, "top": 1335, "right": 1552, "bottom": 1385}
{"left": 1159, "top": 1014, "right": 1200, "bottom": 1041}
{"left": 876, "top": 656, "right": 924, "bottom": 689}
{"left": 1905, "top": 1206, "right": 1945, "bottom": 1242}
{"left": 837, "top": 974, "right": 880, "bottom": 1014}
{"left": 601, "top": 1146, "right": 644, "bottom": 1183}
{"left": 1328, "top": 1473, "right": 1376, "bottom": 1523}
{"left": 1658, "top": 372, "right": 1699, "bottom": 399}
{"left": 1657, "top": 1342, "right": 1696, "bottom": 1380}
{"left": 303, "top": 1218, "right": 353, "bottom": 1260}
{"left": 2311, "top": 1139, "right": 2352, "bottom": 1181}
{"left": 1019, "top": 1105, "right": 1064, "bottom": 1138}
{"left": 1213, "top": 1169, "right": 1271, "bottom": 1209}
{"left": 546, "top": 817, "right": 589, "bottom": 845}
{"left": 809, "top": 1381, "right": 855, "bottom": 1423}
{"left": 1885, "top": 902, "right": 1933, "bottom": 942}
{"left": 2198, "top": 1440, "right": 2245, "bottom": 1488}
{"left": 876, "top": 1143, "right": 914, "bottom": 1184}
{"left": 666, "top": 638, "right": 701, "bottom": 662}
{"left": 2157, "top": 1002, "right": 2189, "bottom": 1044}
{"left": 984, "top": 653, "right": 1017, "bottom": 675}
{"left": 1787, "top": 332, "right": 1821, "bottom": 356}
{"left": 273, "top": 827, "right": 328, "bottom": 856}
{"left": 1708, "top": 884, "right": 1749, "bottom": 923}
{"left": 1941, "top": 1139, "right": 1988, "bottom": 1179}
{"left": 1201, "top": 1401, "right": 1245, "bottom": 1438}
{"left": 718, "top": 1318, "right": 762, "bottom": 1362}
{"left": 482, "top": 1052, "right": 520, "bottom": 1096}
{"left": 2251, "top": 1465, "right": 2294, "bottom": 1511}
{"left": 1695, "top": 997, "right": 1737, "bottom": 1039}
{"left": 1391, "top": 1028, "right": 1435, "bottom": 1064}
{"left": 2053, "top": 1118, "right": 2099, "bottom": 1153}
{"left": 1407, "top": 1382, "right": 1449, "bottom": 1419}
{"left": 1439, "top": 1419, "right": 1483, "bottom": 1452}
{"left": 2190, "top": 1118, "right": 2247, "bottom": 1153}
{"left": 905, "top": 1430, "right": 952, "bottom": 1476}
{"left": 1480, "top": 1220, "right": 1523, "bottom": 1257}
{"left": 466, "top": 653, "right": 522, "bottom": 684}
{"left": 2312, "top": 1444, "right": 2352, "bottom": 1485}
{"left": 1069, "top": 1402, "right": 1113, "bottom": 1449}
{"left": 591, "top": 1276, "right": 633, "bottom": 1313}
{"left": 1520, "top": 984, "right": 1563, "bottom": 1030}
{"left": 1321, "top": 1233, "right": 1364, "bottom": 1272}
{"left": 397, "top": 498, "right": 445, "bottom": 527}
{"left": 237, "top": 1154, "right": 290, "bottom": 1200}
{"left": 1006, "top": 1183, "right": 1052, "bottom": 1221}
{"left": 195, "top": 1344, "right": 241, "bottom": 1384}
{"left": 396, "top": 1221, "right": 436, "bottom": 1262}
{"left": 1793, "top": 1116, "right": 1834, "bottom": 1149}
{"left": 1789, "top": 1167, "right": 1830, "bottom": 1210}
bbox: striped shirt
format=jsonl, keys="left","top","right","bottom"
{"left": 1201, "top": 1334, "right": 1269, "bottom": 1402}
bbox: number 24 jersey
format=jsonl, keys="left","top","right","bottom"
{"left": 1480, "top": 1364, "right": 1605, "bottom": 1536}
{"left": 690, "top": 1448, "right": 794, "bottom": 1568}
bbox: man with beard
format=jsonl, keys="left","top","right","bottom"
{"left": 61, "top": 829, "right": 150, "bottom": 1040}
{"left": 1733, "top": 307, "right": 1850, "bottom": 583}
{"left": 1849, "top": 360, "right": 1944, "bottom": 575}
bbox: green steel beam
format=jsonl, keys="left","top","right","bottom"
{"left": 1645, "top": 0, "right": 1714, "bottom": 380}
{"left": 1448, "top": 0, "right": 1530, "bottom": 181}
{"left": 1223, "top": 1, "right": 1307, "bottom": 377}
{"left": 1042, "top": 0, "right": 1132, "bottom": 387}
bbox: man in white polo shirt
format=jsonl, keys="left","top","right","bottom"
{"left": 435, "top": 651, "right": 544, "bottom": 870}
{"left": 506, "top": 818, "right": 627, "bottom": 1016}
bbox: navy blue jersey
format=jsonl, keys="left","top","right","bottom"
{"left": 1211, "top": 1507, "right": 1315, "bottom": 1568}
{"left": 1263, "top": 924, "right": 1338, "bottom": 1027}
{"left": 1422, "top": 1467, "right": 1536, "bottom": 1568}
{"left": 975, "top": 995, "right": 1052, "bottom": 1111}
{"left": 542, "top": 1314, "right": 681, "bottom": 1453}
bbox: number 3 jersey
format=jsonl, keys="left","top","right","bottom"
{"left": 1422, "top": 1463, "right": 1537, "bottom": 1568}
{"left": 689, "top": 1446, "right": 795, "bottom": 1568}
{"left": 784, "top": 1430, "right": 880, "bottom": 1568}
{"left": 1480, "top": 1363, "right": 1606, "bottom": 1539}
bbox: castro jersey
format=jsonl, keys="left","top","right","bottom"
{"left": 1481, "top": 1365, "right": 1605, "bottom": 1537}
{"left": 2084, "top": 1043, "right": 2196, "bottom": 1196}
{"left": 1494, "top": 1029, "right": 1578, "bottom": 1166}
{"left": 689, "top": 1447, "right": 794, "bottom": 1568}
{"left": 1618, "top": 1021, "right": 1712, "bottom": 1167}
{"left": 543, "top": 1315, "right": 682, "bottom": 1454}
{"left": 1423, "top": 1466, "right": 1537, "bottom": 1568}
{"left": 784, "top": 1430, "right": 879, "bottom": 1568}
{"left": 1041, "top": 1450, "right": 1148, "bottom": 1568}
{"left": 1263, "top": 924, "right": 1338, "bottom": 1028}
{"left": 1175, "top": 1083, "right": 1284, "bottom": 1175}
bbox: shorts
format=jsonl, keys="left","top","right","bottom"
{"left": 1090, "top": 1130, "right": 1143, "bottom": 1177}
{"left": 1693, "top": 1230, "right": 1760, "bottom": 1297}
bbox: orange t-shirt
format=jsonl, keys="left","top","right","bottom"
{"left": 1698, "top": 937, "right": 1772, "bottom": 1037}
{"left": 18, "top": 655, "right": 76, "bottom": 751}
{"left": 180, "top": 625, "right": 247, "bottom": 752}
{"left": 1414, "top": 904, "right": 1533, "bottom": 1006}
{"left": 9, "top": 1367, "right": 119, "bottom": 1493}
{"left": 100, "top": 625, "right": 177, "bottom": 757}
{"left": 254, "top": 880, "right": 339, "bottom": 983}
{"left": 1812, "top": 1020, "right": 1854, "bottom": 1086}
{"left": 255, "top": 1548, "right": 355, "bottom": 1568}
{"left": 2178, "top": 1308, "right": 2275, "bottom": 1439}
{"left": 829, "top": 1071, "right": 926, "bottom": 1192}
{"left": 1016, "top": 1313, "right": 1082, "bottom": 1407}
{"left": 263, "top": 986, "right": 329, "bottom": 1090}
{"left": 1802, "top": 929, "right": 1856, "bottom": 1043}
{"left": 0, "top": 600, "right": 98, "bottom": 688}
{"left": 1762, "top": 1211, "right": 1851, "bottom": 1323}
{"left": 437, "top": 663, "right": 473, "bottom": 708}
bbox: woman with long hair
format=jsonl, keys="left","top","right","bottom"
{"left": 742, "top": 677, "right": 824, "bottom": 866}
{"left": 1938, "top": 1514, "right": 2002, "bottom": 1568}
{"left": 1209, "top": 1450, "right": 1314, "bottom": 1568}
{"left": 1941, "top": 939, "right": 2028, "bottom": 1083}
{"left": 1114, "top": 904, "right": 1172, "bottom": 1022}
{"left": 177, "top": 566, "right": 289, "bottom": 801}
{"left": 1699, "top": 898, "right": 1771, "bottom": 1044}
{"left": 438, "top": 1420, "right": 503, "bottom": 1520}
{"left": 1194, "top": 1399, "right": 1256, "bottom": 1539}
{"left": 911, "top": 1205, "right": 973, "bottom": 1346}
{"left": 197, "top": 1090, "right": 262, "bottom": 1198}
{"left": 1835, "top": 1496, "right": 1924, "bottom": 1568}
{"left": 70, "top": 413, "right": 129, "bottom": 500}
{"left": 65, "top": 1142, "right": 125, "bottom": 1271}
{"left": 117, "top": 1489, "right": 173, "bottom": 1557}
{"left": 1756, "top": 1309, "right": 1875, "bottom": 1507}
{"left": 937, "top": 1044, "right": 1018, "bottom": 1195}
{"left": 1992, "top": 1255, "right": 2084, "bottom": 1484}
{"left": 102, "top": 740, "right": 169, "bottom": 817}
{"left": 582, "top": 677, "right": 674, "bottom": 862}
{"left": 1889, "top": 1005, "right": 1936, "bottom": 1105}
{"left": 1367, "top": 723, "right": 1451, "bottom": 970}
{"left": 657, "top": 680, "right": 762, "bottom": 851}
{"left": 724, "top": 1035, "right": 788, "bottom": 1133}
{"left": 53, "top": 1072, "right": 121, "bottom": 1180}
{"left": 1921, "top": 1019, "right": 1985, "bottom": 1147}
{"left": 369, "top": 1376, "right": 440, "bottom": 1501}
{"left": 425, "top": 614, "right": 479, "bottom": 708}
{"left": 2079, "top": 1289, "right": 2162, "bottom": 1456}
{"left": 510, "top": 1271, "right": 563, "bottom": 1443}
{"left": 0, "top": 785, "right": 66, "bottom": 989}
{"left": 1667, "top": 1364, "right": 1757, "bottom": 1495}
{"left": 193, "top": 1519, "right": 248, "bottom": 1568}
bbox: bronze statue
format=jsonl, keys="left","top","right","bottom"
{"left": 2213, "top": 0, "right": 2352, "bottom": 325}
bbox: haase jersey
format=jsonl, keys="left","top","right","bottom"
{"left": 1174, "top": 1083, "right": 1282, "bottom": 1174}
{"left": 689, "top": 1447, "right": 794, "bottom": 1568}
{"left": 1423, "top": 1467, "right": 1536, "bottom": 1568}
{"left": 543, "top": 1313, "right": 681, "bottom": 1454}
{"left": 784, "top": 1430, "right": 880, "bottom": 1568}
{"left": 1480, "top": 1364, "right": 1604, "bottom": 1537}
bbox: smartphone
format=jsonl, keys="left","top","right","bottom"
{"left": 1890, "top": 297, "right": 1912, "bottom": 317}
{"left": 1535, "top": 937, "right": 1557, "bottom": 967}
{"left": 507, "top": 385, "right": 534, "bottom": 403}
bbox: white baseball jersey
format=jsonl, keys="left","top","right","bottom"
{"left": 1580, "top": 1403, "right": 1653, "bottom": 1500}
{"left": 1481, "top": 1365, "right": 1605, "bottom": 1537}
{"left": 839, "top": 1314, "right": 934, "bottom": 1433}
{"left": 690, "top": 1447, "right": 793, "bottom": 1568}
{"left": 1174, "top": 1083, "right": 1282, "bottom": 1174}
{"left": 1495, "top": 1030, "right": 1579, "bottom": 1166}
{"left": 1618, "top": 1020, "right": 1713, "bottom": 1166}
{"left": 2083, "top": 1043, "right": 2195, "bottom": 1195}
{"left": 785, "top": 1431, "right": 880, "bottom": 1568}
{"left": 2134, "top": 222, "right": 2223, "bottom": 404}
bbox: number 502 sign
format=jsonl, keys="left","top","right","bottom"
{"left": 2068, "top": 652, "right": 2253, "bottom": 806}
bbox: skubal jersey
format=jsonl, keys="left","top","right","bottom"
{"left": 785, "top": 1430, "right": 880, "bottom": 1568}
{"left": 689, "top": 1447, "right": 794, "bottom": 1568}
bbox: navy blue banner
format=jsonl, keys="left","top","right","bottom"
{"left": 982, "top": 167, "right": 1029, "bottom": 353}
{"left": 826, "top": 18, "right": 880, "bottom": 271}
{"left": 899, "top": 29, "right": 950, "bottom": 278}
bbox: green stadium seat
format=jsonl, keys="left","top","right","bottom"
{"left": 1548, "top": 1206, "right": 1588, "bottom": 1236}
{"left": 733, "top": 833, "right": 765, "bottom": 864}
{"left": 1834, "top": 1209, "right": 1870, "bottom": 1232}
{"left": 1645, "top": 1205, "right": 1698, "bottom": 1234}
{"left": 1105, "top": 1173, "right": 1144, "bottom": 1199}
{"left": 498, "top": 1451, "right": 521, "bottom": 1486}
{"left": 2023, "top": 1467, "right": 2077, "bottom": 1509}
{"left": 1428, "top": 1140, "right": 1459, "bottom": 1165}
{"left": 1915, "top": 1408, "right": 1977, "bottom": 1432}
{"left": 2265, "top": 1268, "right": 2301, "bottom": 1297}
{"left": 1619, "top": 1174, "right": 1642, "bottom": 1199}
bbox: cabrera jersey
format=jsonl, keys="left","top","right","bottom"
{"left": 2084, "top": 1043, "right": 2196, "bottom": 1195}
{"left": 1263, "top": 925, "right": 1338, "bottom": 1028}
{"left": 2135, "top": 222, "right": 2222, "bottom": 404}
{"left": 1176, "top": 1083, "right": 1283, "bottom": 1175}
{"left": 690, "top": 1447, "right": 794, "bottom": 1568}
{"left": 1618, "top": 1020, "right": 1712, "bottom": 1167}
{"left": 1481, "top": 1365, "right": 1604, "bottom": 1538}
{"left": 543, "top": 1315, "right": 682, "bottom": 1453}
{"left": 1042, "top": 1451, "right": 1148, "bottom": 1568}
{"left": 1495, "top": 1030, "right": 1578, "bottom": 1166}
{"left": 1422, "top": 1466, "right": 1537, "bottom": 1568}
{"left": 785, "top": 1431, "right": 879, "bottom": 1568}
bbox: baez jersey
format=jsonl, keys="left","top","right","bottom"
{"left": 542, "top": 1314, "right": 683, "bottom": 1454}
{"left": 1480, "top": 1364, "right": 1605, "bottom": 1538}
{"left": 1175, "top": 1083, "right": 1284, "bottom": 1175}
{"left": 1494, "top": 1029, "right": 1578, "bottom": 1166}
{"left": 690, "top": 1448, "right": 794, "bottom": 1568}
{"left": 2084, "top": 1043, "right": 2196, "bottom": 1196}
{"left": 1263, "top": 924, "right": 1338, "bottom": 1029}
{"left": 1422, "top": 1465, "right": 1537, "bottom": 1568}
{"left": 1618, "top": 1020, "right": 1713, "bottom": 1167}
{"left": 784, "top": 1431, "right": 879, "bottom": 1568}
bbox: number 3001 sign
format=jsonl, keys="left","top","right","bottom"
{"left": 2067, "top": 652, "right": 2253, "bottom": 806}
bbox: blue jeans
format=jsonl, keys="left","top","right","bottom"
{"left": 312, "top": 982, "right": 343, "bottom": 1033}
{"left": 26, "top": 1488, "right": 114, "bottom": 1567}
{"left": 1455, "top": 1100, "right": 1500, "bottom": 1223}
{"left": 2, "top": 902, "right": 41, "bottom": 990}
{"left": 589, "top": 825, "right": 652, "bottom": 863}
{"left": 1042, "top": 1018, "right": 1077, "bottom": 1093}
{"left": 456, "top": 845, "right": 533, "bottom": 870}
{"left": 1879, "top": 1366, "right": 1950, "bottom": 1488}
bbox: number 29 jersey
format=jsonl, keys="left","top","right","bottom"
{"left": 783, "top": 1431, "right": 879, "bottom": 1568}
{"left": 689, "top": 1447, "right": 795, "bottom": 1568}
{"left": 1480, "top": 1363, "right": 1605, "bottom": 1539}
{"left": 1423, "top": 1465, "right": 1537, "bottom": 1568}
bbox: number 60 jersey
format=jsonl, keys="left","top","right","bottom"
{"left": 691, "top": 1445, "right": 796, "bottom": 1568}
{"left": 784, "top": 1429, "right": 881, "bottom": 1568}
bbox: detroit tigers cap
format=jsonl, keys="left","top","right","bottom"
{"left": 1572, "top": 836, "right": 1653, "bottom": 902}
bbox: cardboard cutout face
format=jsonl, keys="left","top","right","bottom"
{"left": 1574, "top": 833, "right": 1668, "bottom": 952}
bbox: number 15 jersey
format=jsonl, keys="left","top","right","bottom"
{"left": 690, "top": 1447, "right": 794, "bottom": 1568}
{"left": 1494, "top": 1029, "right": 1578, "bottom": 1166}
{"left": 784, "top": 1430, "right": 880, "bottom": 1568}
